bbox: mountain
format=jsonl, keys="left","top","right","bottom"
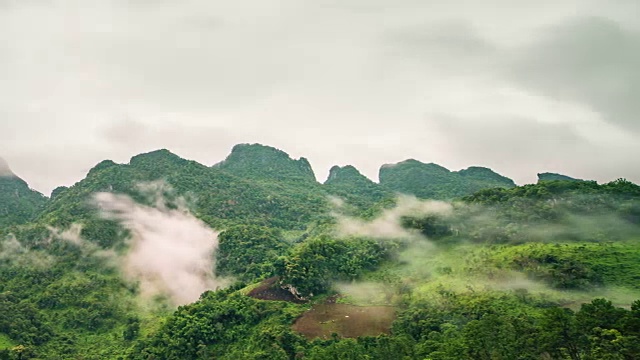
{"left": 214, "top": 143, "right": 317, "bottom": 184}
{"left": 0, "top": 157, "right": 47, "bottom": 227}
{"left": 39, "top": 148, "right": 328, "bottom": 234}
{"left": 379, "top": 159, "right": 515, "bottom": 199}
{"left": 325, "top": 165, "right": 373, "bottom": 186}
{"left": 324, "top": 165, "right": 393, "bottom": 210}
{"left": 537, "top": 172, "right": 583, "bottom": 182}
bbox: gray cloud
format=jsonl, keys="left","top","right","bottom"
{"left": 430, "top": 115, "right": 640, "bottom": 184}
{"left": 0, "top": 0, "right": 638, "bottom": 194}
{"left": 384, "top": 21, "right": 497, "bottom": 73}
{"left": 508, "top": 16, "right": 640, "bottom": 132}
{"left": 101, "top": 119, "right": 244, "bottom": 165}
{"left": 94, "top": 183, "right": 230, "bottom": 305}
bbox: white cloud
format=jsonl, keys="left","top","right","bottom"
{"left": 335, "top": 195, "right": 452, "bottom": 240}
{"left": 93, "top": 187, "right": 229, "bottom": 305}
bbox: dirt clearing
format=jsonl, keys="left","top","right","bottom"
{"left": 292, "top": 303, "right": 396, "bottom": 339}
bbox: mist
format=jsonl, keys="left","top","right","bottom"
{"left": 0, "top": 234, "right": 54, "bottom": 268}
{"left": 93, "top": 186, "right": 229, "bottom": 305}
{"left": 334, "top": 195, "right": 452, "bottom": 241}
{"left": 327, "top": 190, "right": 640, "bottom": 308}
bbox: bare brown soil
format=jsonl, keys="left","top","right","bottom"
{"left": 247, "top": 277, "right": 306, "bottom": 303}
{"left": 292, "top": 303, "right": 396, "bottom": 340}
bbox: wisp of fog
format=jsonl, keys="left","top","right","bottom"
{"left": 93, "top": 189, "right": 228, "bottom": 305}
{"left": 334, "top": 195, "right": 452, "bottom": 241}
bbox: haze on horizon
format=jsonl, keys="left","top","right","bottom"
{"left": 1, "top": 0, "right": 639, "bottom": 195}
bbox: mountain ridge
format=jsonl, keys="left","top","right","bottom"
{"left": 379, "top": 158, "right": 516, "bottom": 200}
{"left": 2, "top": 144, "right": 626, "bottom": 227}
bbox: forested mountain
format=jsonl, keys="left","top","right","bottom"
{"left": 39, "top": 147, "right": 327, "bottom": 233}
{"left": 0, "top": 158, "right": 47, "bottom": 228}
{"left": 214, "top": 143, "right": 317, "bottom": 184}
{"left": 2, "top": 144, "right": 640, "bottom": 359}
{"left": 324, "top": 165, "right": 393, "bottom": 211}
{"left": 379, "top": 159, "right": 516, "bottom": 200}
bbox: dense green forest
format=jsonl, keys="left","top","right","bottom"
{"left": 1, "top": 143, "right": 640, "bottom": 359}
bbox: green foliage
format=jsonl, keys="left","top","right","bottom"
{"left": 391, "top": 290, "right": 640, "bottom": 360}
{"left": 0, "top": 176, "right": 47, "bottom": 228}
{"left": 457, "top": 179, "right": 640, "bottom": 244}
{"left": 0, "top": 292, "right": 51, "bottom": 345}
{"left": 480, "top": 242, "right": 640, "bottom": 290}
{"left": 324, "top": 165, "right": 394, "bottom": 213}
{"left": 304, "top": 336, "right": 416, "bottom": 360}
{"left": 277, "top": 235, "right": 396, "bottom": 297}
{"left": 379, "top": 160, "right": 515, "bottom": 200}
{"left": 39, "top": 148, "right": 329, "bottom": 232}
{"left": 0, "top": 224, "right": 142, "bottom": 358}
{"left": 215, "top": 143, "right": 317, "bottom": 184}
{"left": 217, "top": 225, "right": 290, "bottom": 282}
{"left": 401, "top": 215, "right": 453, "bottom": 239}
{"left": 128, "top": 288, "right": 304, "bottom": 360}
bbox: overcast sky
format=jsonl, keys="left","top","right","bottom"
{"left": 1, "top": 0, "right": 639, "bottom": 195}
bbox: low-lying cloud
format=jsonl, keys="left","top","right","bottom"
{"left": 93, "top": 186, "right": 229, "bottom": 305}
{"left": 0, "top": 234, "right": 54, "bottom": 268}
{"left": 331, "top": 191, "right": 640, "bottom": 307}
{"left": 334, "top": 195, "right": 452, "bottom": 240}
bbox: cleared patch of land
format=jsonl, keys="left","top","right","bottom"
{"left": 292, "top": 303, "right": 396, "bottom": 340}
{"left": 247, "top": 276, "right": 306, "bottom": 303}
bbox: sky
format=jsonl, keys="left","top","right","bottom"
{"left": 1, "top": 0, "right": 639, "bottom": 195}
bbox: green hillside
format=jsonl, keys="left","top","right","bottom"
{"left": 1, "top": 145, "right": 640, "bottom": 359}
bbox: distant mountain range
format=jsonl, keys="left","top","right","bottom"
{"left": 0, "top": 144, "right": 586, "bottom": 229}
